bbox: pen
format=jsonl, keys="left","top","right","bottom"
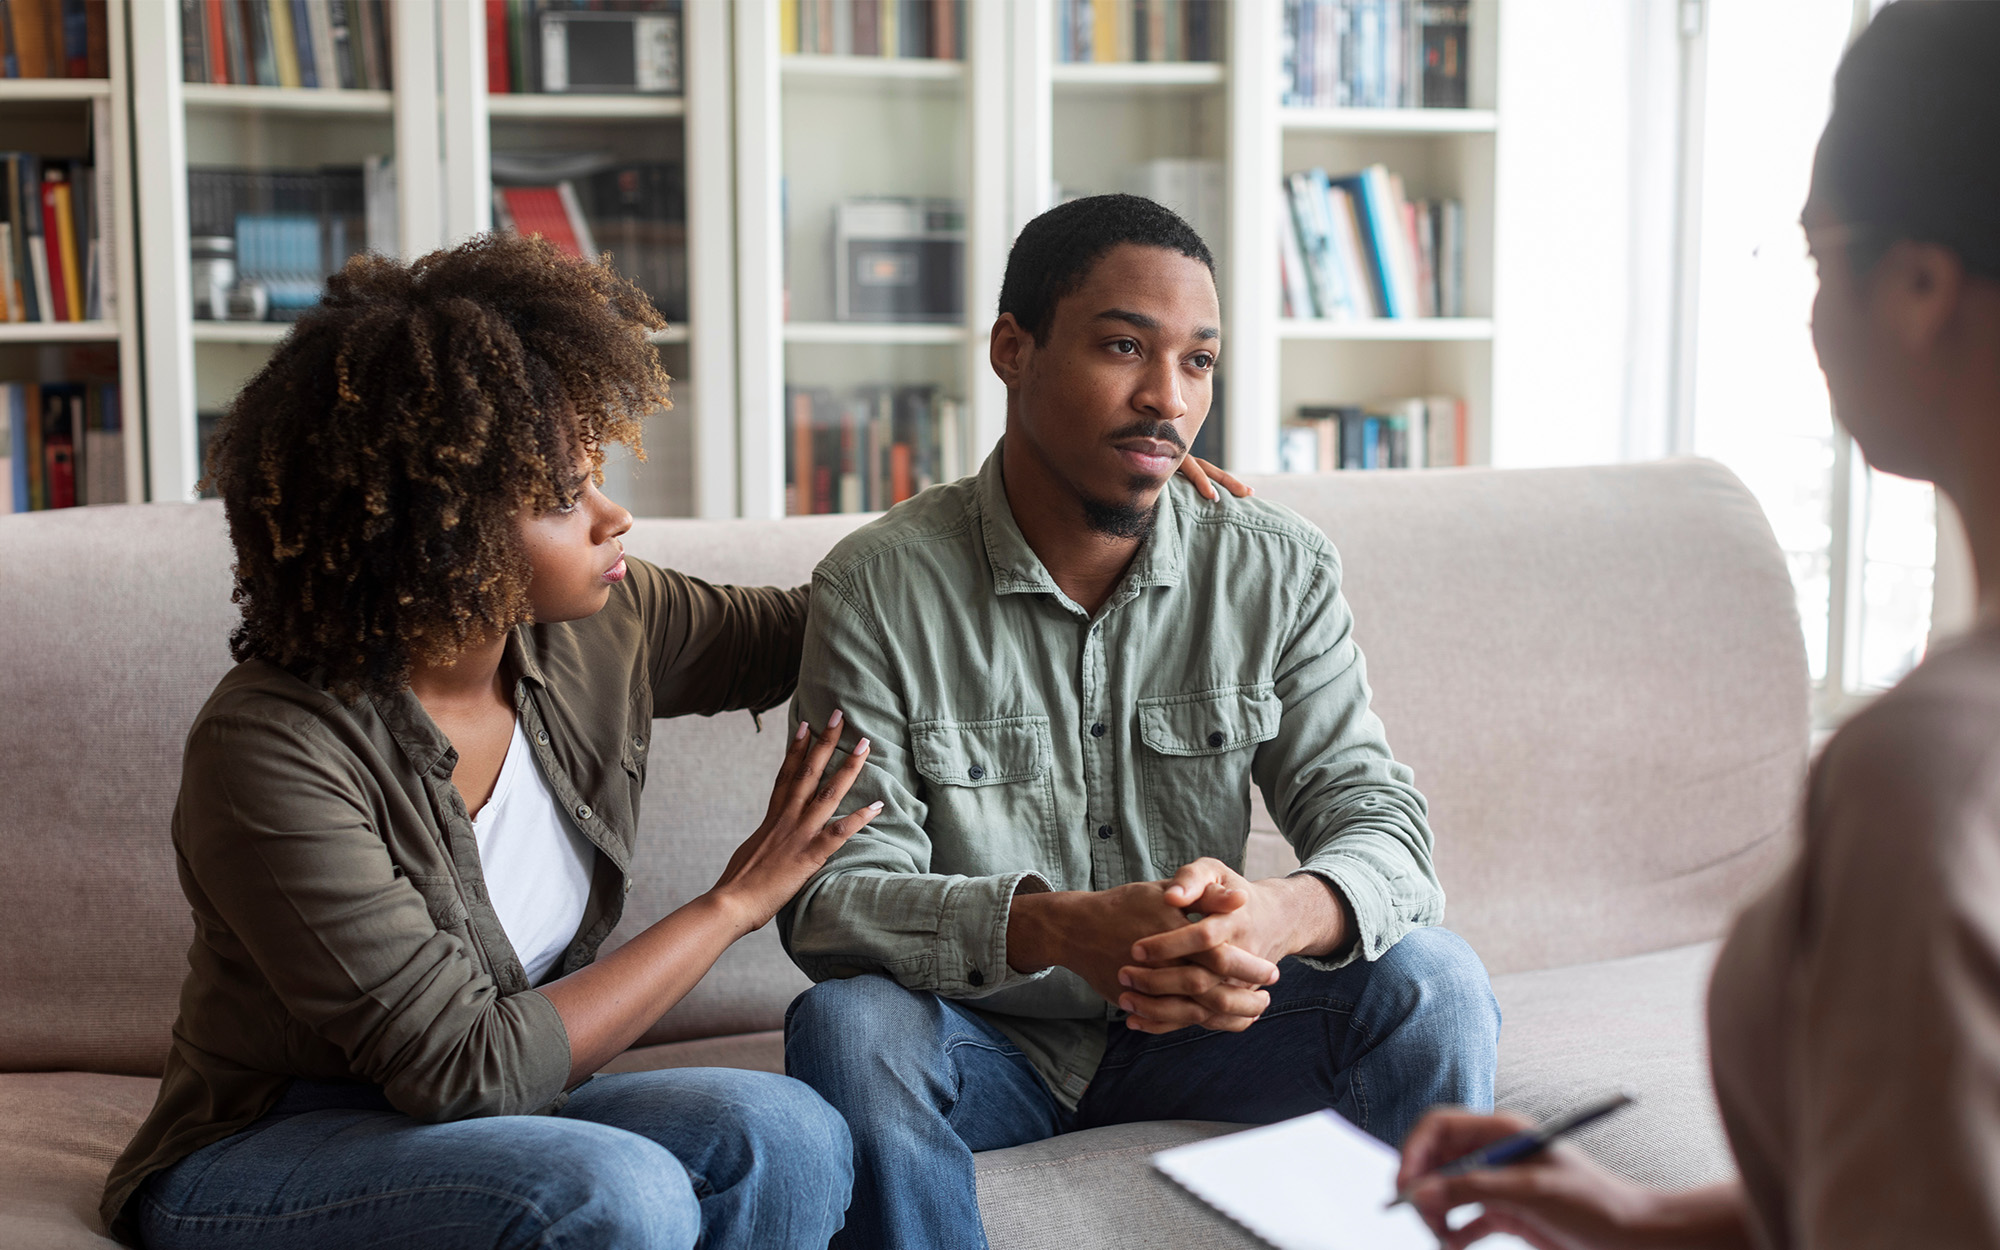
{"left": 1385, "top": 1091, "right": 1636, "bottom": 1210}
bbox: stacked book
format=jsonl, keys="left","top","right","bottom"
{"left": 1056, "top": 0, "right": 1222, "bottom": 63}
{"left": 2, "top": 378, "right": 124, "bottom": 511}
{"left": 0, "top": 0, "right": 109, "bottom": 79}
{"left": 187, "top": 164, "right": 377, "bottom": 320}
{"left": 1277, "top": 164, "right": 1462, "bottom": 320}
{"left": 785, "top": 383, "right": 967, "bottom": 516}
{"left": 1282, "top": 0, "right": 1468, "bottom": 109}
{"left": 492, "top": 157, "right": 688, "bottom": 322}
{"left": 781, "top": 0, "right": 964, "bottom": 59}
{"left": 2, "top": 139, "right": 112, "bottom": 324}
{"left": 1281, "top": 396, "right": 1465, "bottom": 472}
{"left": 177, "top": 0, "right": 394, "bottom": 90}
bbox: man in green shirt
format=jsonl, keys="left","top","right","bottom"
{"left": 779, "top": 195, "right": 1499, "bottom": 1250}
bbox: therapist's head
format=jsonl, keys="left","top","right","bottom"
{"left": 1804, "top": 0, "right": 2000, "bottom": 490}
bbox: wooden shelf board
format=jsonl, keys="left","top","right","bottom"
{"left": 182, "top": 84, "right": 393, "bottom": 116}
{"left": 0, "top": 320, "right": 120, "bottom": 342}
{"left": 0, "top": 78, "right": 111, "bottom": 102}
{"left": 1281, "top": 107, "right": 1498, "bottom": 135}
{"left": 781, "top": 55, "right": 964, "bottom": 84}
{"left": 1051, "top": 62, "right": 1224, "bottom": 90}
{"left": 1278, "top": 317, "right": 1495, "bottom": 342}
{"left": 784, "top": 322, "right": 966, "bottom": 346}
{"left": 488, "top": 93, "right": 686, "bottom": 121}
{"left": 192, "top": 322, "right": 290, "bottom": 345}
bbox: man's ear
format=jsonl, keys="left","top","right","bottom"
{"left": 1874, "top": 240, "right": 1966, "bottom": 360}
{"left": 990, "top": 312, "right": 1032, "bottom": 388}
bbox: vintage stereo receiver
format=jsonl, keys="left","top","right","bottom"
{"left": 539, "top": 11, "right": 681, "bottom": 95}
{"left": 834, "top": 198, "right": 964, "bottom": 323}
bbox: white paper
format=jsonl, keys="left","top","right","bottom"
{"left": 1152, "top": 1110, "right": 1532, "bottom": 1250}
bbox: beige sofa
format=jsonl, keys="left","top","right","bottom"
{"left": 0, "top": 460, "right": 1807, "bottom": 1249}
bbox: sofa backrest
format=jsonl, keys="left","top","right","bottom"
{"left": 0, "top": 459, "right": 1807, "bottom": 1074}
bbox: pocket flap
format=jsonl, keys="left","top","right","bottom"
{"left": 1138, "top": 686, "right": 1282, "bottom": 757}
{"left": 911, "top": 716, "right": 1050, "bottom": 787}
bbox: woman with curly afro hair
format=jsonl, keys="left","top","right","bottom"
{"left": 97, "top": 234, "right": 877, "bottom": 1250}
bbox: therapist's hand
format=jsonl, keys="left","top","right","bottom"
{"left": 1176, "top": 455, "right": 1253, "bottom": 501}
{"left": 1397, "top": 1109, "right": 1753, "bottom": 1250}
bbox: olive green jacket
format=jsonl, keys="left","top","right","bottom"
{"left": 101, "top": 559, "right": 806, "bottom": 1244}
{"left": 779, "top": 450, "right": 1444, "bottom": 1107}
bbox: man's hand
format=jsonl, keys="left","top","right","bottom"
{"left": 1008, "top": 881, "right": 1279, "bottom": 1032}
{"left": 1117, "top": 859, "right": 1349, "bottom": 1032}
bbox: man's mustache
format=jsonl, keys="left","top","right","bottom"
{"left": 1106, "top": 421, "right": 1187, "bottom": 453}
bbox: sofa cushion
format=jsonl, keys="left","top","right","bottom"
{"left": 0, "top": 1072, "right": 156, "bottom": 1250}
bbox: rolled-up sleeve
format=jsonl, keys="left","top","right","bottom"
{"left": 1254, "top": 548, "right": 1444, "bottom": 968}
{"left": 178, "top": 715, "right": 571, "bottom": 1122}
{"left": 776, "top": 571, "right": 1052, "bottom": 998}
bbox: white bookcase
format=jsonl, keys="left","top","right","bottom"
{"left": 0, "top": 4, "right": 142, "bottom": 506}
{"left": 120, "top": 0, "right": 1506, "bottom": 516}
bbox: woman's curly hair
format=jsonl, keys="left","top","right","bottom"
{"left": 206, "top": 232, "right": 669, "bottom": 703}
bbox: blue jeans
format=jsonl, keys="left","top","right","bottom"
{"left": 134, "top": 1067, "right": 852, "bottom": 1250}
{"left": 784, "top": 926, "right": 1499, "bottom": 1250}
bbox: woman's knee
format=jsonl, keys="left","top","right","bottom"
{"left": 526, "top": 1123, "right": 701, "bottom": 1249}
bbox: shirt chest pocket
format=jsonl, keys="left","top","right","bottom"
{"left": 1137, "top": 685, "right": 1282, "bottom": 868}
{"left": 910, "top": 715, "right": 1058, "bottom": 876}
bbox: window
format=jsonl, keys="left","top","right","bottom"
{"left": 1688, "top": 0, "right": 1934, "bottom": 720}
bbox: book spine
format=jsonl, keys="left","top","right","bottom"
{"left": 244, "top": 0, "right": 276, "bottom": 85}
{"left": 23, "top": 381, "right": 41, "bottom": 508}
{"left": 180, "top": 0, "right": 206, "bottom": 81}
{"left": 53, "top": 172, "right": 77, "bottom": 321}
{"left": 484, "top": 0, "right": 509, "bottom": 92}
{"left": 38, "top": 175, "right": 64, "bottom": 321}
{"left": 325, "top": 0, "right": 353, "bottom": 87}
{"left": 285, "top": 0, "right": 314, "bottom": 86}
{"left": 84, "top": 0, "right": 104, "bottom": 76}
{"left": 222, "top": 0, "right": 249, "bottom": 86}
{"left": 203, "top": 0, "right": 228, "bottom": 81}
{"left": 268, "top": 0, "right": 300, "bottom": 87}
{"left": 10, "top": 0, "right": 49, "bottom": 77}
{"left": 0, "top": 0, "right": 16, "bottom": 79}
{"left": 308, "top": 0, "right": 337, "bottom": 90}
{"left": 91, "top": 100, "right": 112, "bottom": 319}
{"left": 0, "top": 222, "right": 15, "bottom": 321}
{"left": 59, "top": 0, "right": 82, "bottom": 76}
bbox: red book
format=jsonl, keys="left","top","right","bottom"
{"left": 498, "top": 186, "right": 581, "bottom": 257}
{"left": 790, "top": 390, "right": 813, "bottom": 517}
{"left": 484, "top": 0, "right": 510, "bottom": 93}
{"left": 43, "top": 436, "right": 74, "bottom": 508}
{"left": 39, "top": 181, "right": 68, "bottom": 323}
{"left": 812, "top": 465, "right": 833, "bottom": 516}
{"left": 205, "top": 0, "right": 229, "bottom": 82}
{"left": 889, "top": 443, "right": 913, "bottom": 503}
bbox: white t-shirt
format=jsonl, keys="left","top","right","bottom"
{"left": 471, "top": 720, "right": 597, "bottom": 985}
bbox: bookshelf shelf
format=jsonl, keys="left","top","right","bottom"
{"left": 0, "top": 321, "right": 122, "bottom": 343}
{"left": 1280, "top": 107, "right": 1498, "bottom": 135}
{"left": 1278, "top": 318, "right": 1496, "bottom": 342}
{"left": 781, "top": 55, "right": 964, "bottom": 85}
{"left": 649, "top": 326, "right": 689, "bottom": 345}
{"left": 783, "top": 322, "right": 968, "bottom": 346}
{"left": 191, "top": 322, "right": 290, "bottom": 345}
{"left": 181, "top": 84, "right": 394, "bottom": 117}
{"left": 0, "top": 79, "right": 112, "bottom": 102}
{"left": 1050, "top": 62, "right": 1224, "bottom": 91}
{"left": 487, "top": 94, "right": 687, "bottom": 121}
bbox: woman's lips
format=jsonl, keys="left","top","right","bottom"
{"left": 602, "top": 556, "right": 627, "bottom": 583}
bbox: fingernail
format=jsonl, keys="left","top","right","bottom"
{"left": 829, "top": 709, "right": 844, "bottom": 727}
{"left": 794, "top": 722, "right": 809, "bottom": 741}
{"left": 1119, "top": 971, "right": 1132, "bottom": 988}
{"left": 867, "top": 801, "right": 884, "bottom": 812}
{"left": 855, "top": 737, "right": 870, "bottom": 754}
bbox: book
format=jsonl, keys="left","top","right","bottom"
{"left": 6, "top": 383, "right": 28, "bottom": 511}
{"left": 44, "top": 170, "right": 78, "bottom": 321}
{"left": 1284, "top": 0, "right": 1470, "bottom": 109}
{"left": 244, "top": 0, "right": 277, "bottom": 85}
{"left": 268, "top": 0, "right": 301, "bottom": 87}
{"left": 484, "top": 0, "right": 509, "bottom": 92}
{"left": 493, "top": 184, "right": 585, "bottom": 258}
{"left": 1288, "top": 395, "right": 1463, "bottom": 471}
{"left": 9, "top": 0, "right": 53, "bottom": 78}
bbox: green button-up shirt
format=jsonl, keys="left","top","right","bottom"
{"left": 778, "top": 448, "right": 1444, "bottom": 1106}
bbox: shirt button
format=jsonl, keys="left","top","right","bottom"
{"left": 632, "top": 736, "right": 645, "bottom": 750}
{"left": 968, "top": 765, "right": 985, "bottom": 780}
{"left": 968, "top": 968, "right": 985, "bottom": 987}
{"left": 623, "top": 878, "right": 634, "bottom": 895}
{"left": 535, "top": 729, "right": 550, "bottom": 746}
{"left": 1097, "top": 824, "right": 1113, "bottom": 840}
{"left": 1208, "top": 731, "right": 1226, "bottom": 748}
{"left": 575, "top": 804, "right": 592, "bottom": 821}
{"left": 1091, "top": 723, "right": 1106, "bottom": 738}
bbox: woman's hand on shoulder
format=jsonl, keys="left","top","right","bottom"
{"left": 1398, "top": 1110, "right": 1752, "bottom": 1250}
{"left": 1177, "top": 455, "right": 1252, "bottom": 501}
{"left": 706, "top": 714, "right": 880, "bottom": 934}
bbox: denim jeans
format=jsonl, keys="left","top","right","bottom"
{"left": 133, "top": 1067, "right": 853, "bottom": 1250}
{"left": 784, "top": 926, "right": 1499, "bottom": 1250}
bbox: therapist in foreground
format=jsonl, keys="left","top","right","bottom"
{"left": 1399, "top": 4, "right": 2000, "bottom": 1247}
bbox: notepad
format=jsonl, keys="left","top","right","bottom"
{"left": 1152, "top": 1110, "right": 1533, "bottom": 1250}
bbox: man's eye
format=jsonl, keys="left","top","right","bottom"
{"left": 1111, "top": 339, "right": 1138, "bottom": 354}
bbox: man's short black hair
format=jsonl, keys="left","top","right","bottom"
{"left": 997, "top": 194, "right": 1215, "bottom": 345}
{"left": 1814, "top": 0, "right": 2000, "bottom": 278}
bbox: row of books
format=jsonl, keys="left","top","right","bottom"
{"left": 1055, "top": 0, "right": 1222, "bottom": 64}
{"left": 177, "top": 0, "right": 394, "bottom": 90}
{"left": 0, "top": 0, "right": 107, "bottom": 79}
{"left": 188, "top": 164, "right": 378, "bottom": 320}
{"left": 2, "top": 140, "right": 112, "bottom": 324}
{"left": 492, "top": 157, "right": 688, "bottom": 320}
{"left": 1, "top": 380, "right": 124, "bottom": 512}
{"left": 1277, "top": 164, "right": 1462, "bottom": 320}
{"left": 786, "top": 384, "right": 966, "bottom": 516}
{"left": 1282, "top": 0, "right": 1469, "bottom": 110}
{"left": 781, "top": 0, "right": 965, "bottom": 60}
{"left": 1280, "top": 396, "right": 1466, "bottom": 473}
{"left": 485, "top": 1, "right": 682, "bottom": 95}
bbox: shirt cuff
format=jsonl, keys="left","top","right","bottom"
{"left": 1290, "top": 856, "right": 1394, "bottom": 971}
{"left": 935, "top": 869, "right": 1053, "bottom": 998}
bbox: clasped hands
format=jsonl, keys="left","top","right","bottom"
{"left": 1006, "top": 858, "right": 1347, "bottom": 1034}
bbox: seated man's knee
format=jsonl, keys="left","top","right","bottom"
{"left": 1374, "top": 927, "right": 1501, "bottom": 1048}
{"left": 785, "top": 974, "right": 952, "bottom": 1113}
